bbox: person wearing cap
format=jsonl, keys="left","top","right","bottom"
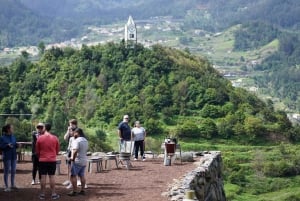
{"left": 31, "top": 122, "right": 45, "bottom": 185}
{"left": 131, "top": 121, "right": 147, "bottom": 161}
{"left": 118, "top": 115, "right": 132, "bottom": 153}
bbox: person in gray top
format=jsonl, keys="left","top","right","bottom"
{"left": 131, "top": 121, "right": 147, "bottom": 161}
{"left": 68, "top": 128, "right": 88, "bottom": 196}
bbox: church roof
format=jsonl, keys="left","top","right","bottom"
{"left": 127, "top": 15, "right": 135, "bottom": 25}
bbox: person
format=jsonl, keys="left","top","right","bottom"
{"left": 67, "top": 128, "right": 88, "bottom": 196}
{"left": 36, "top": 123, "right": 60, "bottom": 200}
{"left": 31, "top": 122, "right": 45, "bottom": 185}
{"left": 63, "top": 119, "right": 77, "bottom": 189}
{"left": 131, "top": 121, "right": 147, "bottom": 161}
{"left": 63, "top": 119, "right": 87, "bottom": 189}
{"left": 64, "top": 119, "right": 78, "bottom": 142}
{"left": 0, "top": 124, "right": 20, "bottom": 192}
{"left": 118, "top": 115, "right": 132, "bottom": 153}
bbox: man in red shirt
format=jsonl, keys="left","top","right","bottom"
{"left": 36, "top": 123, "right": 60, "bottom": 200}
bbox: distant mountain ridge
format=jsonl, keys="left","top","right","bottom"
{"left": 0, "top": 0, "right": 78, "bottom": 48}
{"left": 1, "top": 0, "right": 300, "bottom": 48}
{"left": 19, "top": 0, "right": 300, "bottom": 30}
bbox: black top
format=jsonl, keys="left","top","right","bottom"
{"left": 32, "top": 131, "right": 41, "bottom": 155}
{"left": 118, "top": 122, "right": 131, "bottom": 141}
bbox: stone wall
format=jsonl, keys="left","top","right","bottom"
{"left": 167, "top": 151, "right": 226, "bottom": 201}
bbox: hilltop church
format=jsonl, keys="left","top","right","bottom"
{"left": 124, "top": 16, "right": 137, "bottom": 47}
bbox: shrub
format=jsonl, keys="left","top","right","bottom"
{"left": 198, "top": 118, "right": 218, "bottom": 138}
{"left": 228, "top": 169, "right": 247, "bottom": 186}
{"left": 177, "top": 121, "right": 200, "bottom": 138}
{"left": 144, "top": 118, "right": 164, "bottom": 136}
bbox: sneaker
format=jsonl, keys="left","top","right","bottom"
{"left": 51, "top": 194, "right": 60, "bottom": 200}
{"left": 67, "top": 191, "right": 77, "bottom": 196}
{"left": 39, "top": 194, "right": 45, "bottom": 200}
{"left": 62, "top": 180, "right": 70, "bottom": 186}
{"left": 78, "top": 190, "right": 85, "bottom": 195}
{"left": 66, "top": 183, "right": 73, "bottom": 189}
{"left": 37, "top": 180, "right": 40, "bottom": 184}
{"left": 142, "top": 158, "right": 146, "bottom": 161}
{"left": 134, "top": 158, "right": 137, "bottom": 161}
{"left": 4, "top": 187, "right": 11, "bottom": 192}
{"left": 31, "top": 180, "right": 35, "bottom": 185}
{"left": 77, "top": 180, "right": 81, "bottom": 186}
{"left": 84, "top": 184, "right": 88, "bottom": 189}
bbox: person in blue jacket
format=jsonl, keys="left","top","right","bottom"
{"left": 0, "top": 124, "right": 20, "bottom": 192}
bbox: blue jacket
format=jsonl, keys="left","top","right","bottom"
{"left": 0, "top": 133, "right": 18, "bottom": 161}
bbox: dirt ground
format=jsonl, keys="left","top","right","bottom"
{"left": 0, "top": 155, "right": 197, "bottom": 201}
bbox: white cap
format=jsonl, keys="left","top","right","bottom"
{"left": 36, "top": 122, "right": 44, "bottom": 128}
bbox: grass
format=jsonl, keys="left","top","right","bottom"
{"left": 178, "top": 139, "right": 300, "bottom": 201}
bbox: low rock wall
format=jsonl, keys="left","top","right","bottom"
{"left": 167, "top": 151, "right": 226, "bottom": 201}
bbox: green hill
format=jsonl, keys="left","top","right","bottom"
{"left": 0, "top": 43, "right": 297, "bottom": 144}
{"left": 0, "top": 0, "right": 79, "bottom": 48}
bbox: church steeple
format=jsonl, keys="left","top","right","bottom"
{"left": 125, "top": 15, "right": 137, "bottom": 47}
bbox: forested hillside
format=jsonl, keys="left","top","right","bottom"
{"left": 0, "top": 0, "right": 79, "bottom": 48}
{"left": 0, "top": 43, "right": 297, "bottom": 144}
{"left": 254, "top": 31, "right": 300, "bottom": 111}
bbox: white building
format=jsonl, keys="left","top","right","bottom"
{"left": 125, "top": 16, "right": 137, "bottom": 47}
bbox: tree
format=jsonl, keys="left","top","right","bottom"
{"left": 38, "top": 41, "right": 46, "bottom": 55}
{"left": 199, "top": 118, "right": 218, "bottom": 138}
{"left": 244, "top": 116, "right": 265, "bottom": 139}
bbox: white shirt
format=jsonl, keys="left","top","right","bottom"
{"left": 72, "top": 137, "right": 88, "bottom": 166}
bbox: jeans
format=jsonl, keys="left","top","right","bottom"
{"left": 3, "top": 159, "right": 17, "bottom": 188}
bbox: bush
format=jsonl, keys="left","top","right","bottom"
{"left": 95, "top": 129, "right": 107, "bottom": 142}
{"left": 88, "top": 135, "right": 113, "bottom": 152}
{"left": 87, "top": 130, "right": 112, "bottom": 152}
{"left": 144, "top": 118, "right": 164, "bottom": 136}
{"left": 284, "top": 194, "right": 300, "bottom": 201}
{"left": 177, "top": 121, "right": 200, "bottom": 138}
{"left": 198, "top": 118, "right": 218, "bottom": 138}
{"left": 228, "top": 169, "right": 247, "bottom": 186}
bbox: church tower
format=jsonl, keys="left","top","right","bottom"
{"left": 125, "top": 15, "right": 137, "bottom": 47}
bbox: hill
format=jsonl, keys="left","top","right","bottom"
{"left": 1, "top": 0, "right": 300, "bottom": 114}
{"left": 0, "top": 0, "right": 79, "bottom": 48}
{"left": 0, "top": 43, "right": 297, "bottom": 144}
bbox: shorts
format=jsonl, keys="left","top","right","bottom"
{"left": 70, "top": 163, "right": 86, "bottom": 177}
{"left": 39, "top": 162, "right": 56, "bottom": 175}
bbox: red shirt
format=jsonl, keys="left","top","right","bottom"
{"left": 36, "top": 132, "right": 60, "bottom": 162}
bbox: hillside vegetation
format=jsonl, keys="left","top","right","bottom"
{"left": 0, "top": 0, "right": 79, "bottom": 48}
{"left": 0, "top": 43, "right": 298, "bottom": 145}
{"left": 229, "top": 21, "right": 300, "bottom": 111}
